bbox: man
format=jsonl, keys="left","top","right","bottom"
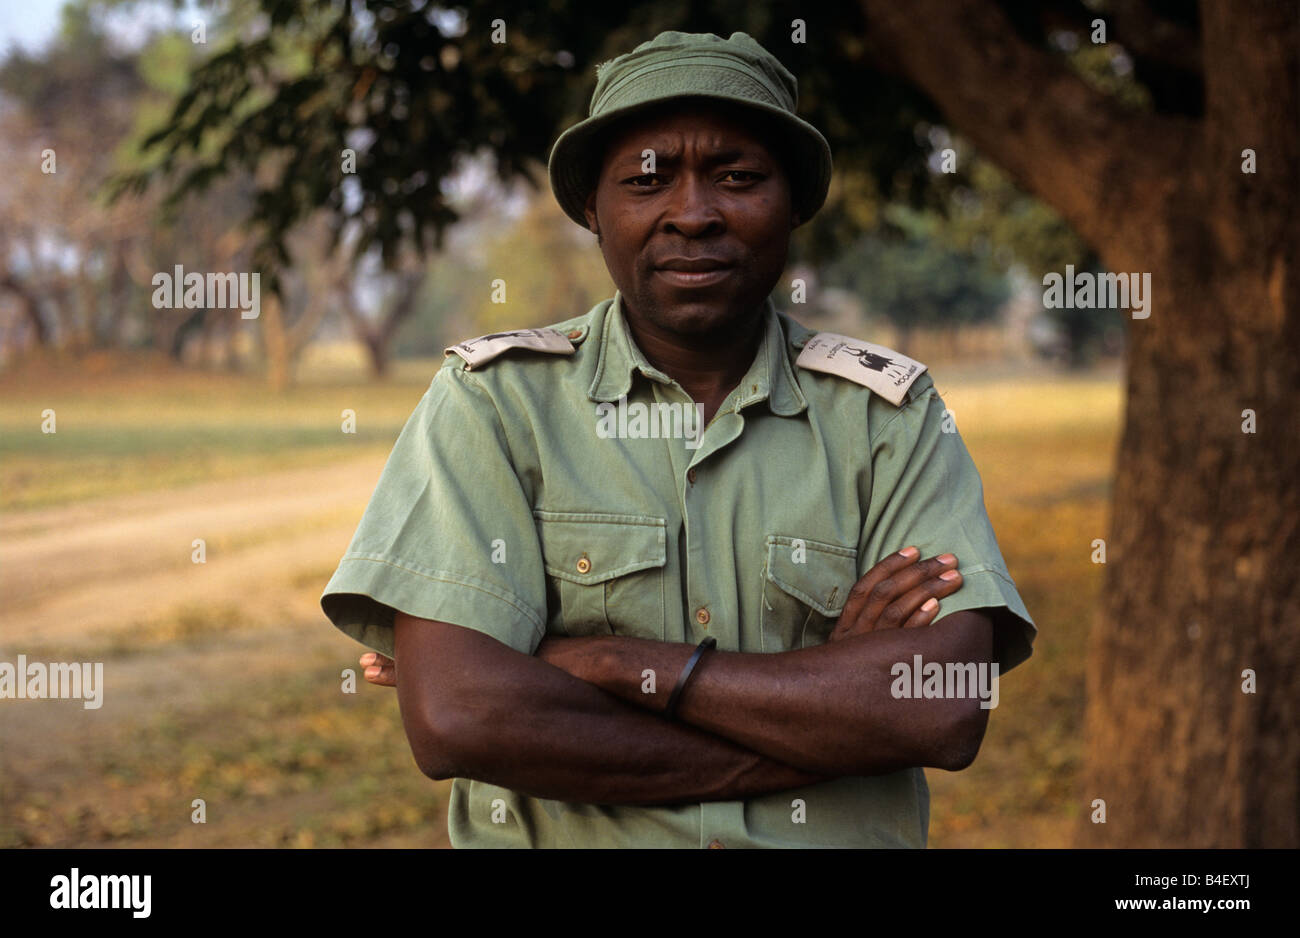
{"left": 320, "top": 30, "right": 1036, "bottom": 847}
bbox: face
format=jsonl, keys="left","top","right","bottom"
{"left": 583, "top": 100, "right": 799, "bottom": 339}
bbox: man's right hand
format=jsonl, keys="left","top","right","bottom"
{"left": 828, "top": 547, "right": 963, "bottom": 641}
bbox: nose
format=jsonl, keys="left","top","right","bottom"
{"left": 662, "top": 172, "right": 723, "bottom": 238}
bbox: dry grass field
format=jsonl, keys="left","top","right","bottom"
{"left": 0, "top": 348, "right": 1122, "bottom": 848}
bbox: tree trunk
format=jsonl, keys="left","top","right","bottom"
{"left": 860, "top": 0, "right": 1300, "bottom": 845}
{"left": 261, "top": 294, "right": 293, "bottom": 392}
{"left": 363, "top": 333, "right": 390, "bottom": 378}
{"left": 97, "top": 246, "right": 131, "bottom": 350}
{"left": 1080, "top": 1, "right": 1300, "bottom": 848}
{"left": 0, "top": 273, "right": 47, "bottom": 346}
{"left": 258, "top": 280, "right": 330, "bottom": 391}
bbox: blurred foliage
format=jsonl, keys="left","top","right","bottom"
{"left": 0, "top": 1, "right": 259, "bottom": 359}
{"left": 934, "top": 154, "right": 1124, "bottom": 365}
{"left": 392, "top": 252, "right": 482, "bottom": 356}
{"left": 467, "top": 198, "right": 613, "bottom": 331}
{"left": 3, "top": 0, "right": 1178, "bottom": 367}
{"left": 102, "top": 0, "right": 1169, "bottom": 360}
{"left": 108, "top": 0, "right": 1160, "bottom": 275}
{"left": 822, "top": 206, "right": 1011, "bottom": 342}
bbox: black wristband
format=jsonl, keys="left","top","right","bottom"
{"left": 664, "top": 637, "right": 717, "bottom": 721}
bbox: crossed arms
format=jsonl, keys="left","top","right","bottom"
{"left": 369, "top": 547, "right": 996, "bottom": 806}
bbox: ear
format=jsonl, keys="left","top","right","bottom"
{"left": 583, "top": 191, "right": 599, "bottom": 236}
{"left": 790, "top": 210, "right": 803, "bottom": 230}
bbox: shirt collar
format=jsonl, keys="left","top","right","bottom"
{"left": 589, "top": 290, "right": 807, "bottom": 417}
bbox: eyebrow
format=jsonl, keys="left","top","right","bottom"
{"left": 608, "top": 144, "right": 766, "bottom": 170}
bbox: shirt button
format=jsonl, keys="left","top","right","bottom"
{"left": 708, "top": 839, "right": 725, "bottom": 849}
{"left": 695, "top": 607, "right": 710, "bottom": 627}
{"left": 576, "top": 556, "right": 591, "bottom": 574}
{"left": 566, "top": 329, "right": 582, "bottom": 340}
{"left": 687, "top": 468, "right": 697, "bottom": 484}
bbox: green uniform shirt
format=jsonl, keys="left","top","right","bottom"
{"left": 320, "top": 291, "right": 1037, "bottom": 848}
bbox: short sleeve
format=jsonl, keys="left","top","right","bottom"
{"left": 320, "top": 364, "right": 547, "bottom": 658}
{"left": 859, "top": 380, "right": 1037, "bottom": 674}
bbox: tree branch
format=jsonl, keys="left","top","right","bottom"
{"left": 858, "top": 0, "right": 1199, "bottom": 252}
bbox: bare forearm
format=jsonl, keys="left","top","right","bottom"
{"left": 396, "top": 618, "right": 827, "bottom": 805}
{"left": 544, "top": 613, "right": 993, "bottom": 775}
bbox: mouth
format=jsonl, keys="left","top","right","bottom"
{"left": 654, "top": 257, "right": 735, "bottom": 288}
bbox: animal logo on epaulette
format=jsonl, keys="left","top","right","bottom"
{"left": 795, "top": 332, "right": 927, "bottom": 406}
{"left": 844, "top": 346, "right": 897, "bottom": 374}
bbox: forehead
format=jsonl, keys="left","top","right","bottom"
{"left": 598, "top": 100, "right": 779, "bottom": 164}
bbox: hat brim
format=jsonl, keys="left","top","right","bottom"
{"left": 548, "top": 93, "right": 832, "bottom": 230}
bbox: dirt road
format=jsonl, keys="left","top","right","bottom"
{"left": 0, "top": 457, "right": 384, "bottom": 647}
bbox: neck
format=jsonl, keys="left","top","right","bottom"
{"left": 622, "top": 302, "right": 765, "bottom": 407}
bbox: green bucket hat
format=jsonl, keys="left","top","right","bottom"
{"left": 548, "top": 30, "right": 833, "bottom": 229}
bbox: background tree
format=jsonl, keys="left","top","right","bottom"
{"left": 0, "top": 2, "right": 264, "bottom": 366}
{"left": 0, "top": 4, "right": 149, "bottom": 354}
{"left": 854, "top": 0, "right": 1298, "bottom": 847}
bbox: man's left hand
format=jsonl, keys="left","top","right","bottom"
{"left": 360, "top": 652, "right": 395, "bottom": 686}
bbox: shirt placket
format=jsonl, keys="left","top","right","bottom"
{"left": 618, "top": 301, "right": 776, "bottom": 848}
{"left": 681, "top": 400, "right": 754, "bottom": 849}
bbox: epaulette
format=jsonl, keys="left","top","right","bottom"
{"left": 445, "top": 324, "right": 589, "bottom": 371}
{"left": 794, "top": 331, "right": 927, "bottom": 406}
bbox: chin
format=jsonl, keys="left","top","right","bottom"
{"left": 660, "top": 307, "right": 733, "bottom": 335}
{"left": 642, "top": 291, "right": 752, "bottom": 337}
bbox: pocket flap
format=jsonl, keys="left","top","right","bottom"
{"left": 765, "top": 536, "right": 858, "bottom": 616}
{"left": 535, "top": 511, "right": 667, "bottom": 585}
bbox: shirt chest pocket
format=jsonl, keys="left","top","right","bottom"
{"left": 761, "top": 535, "right": 858, "bottom": 651}
{"left": 535, "top": 511, "right": 668, "bottom": 641}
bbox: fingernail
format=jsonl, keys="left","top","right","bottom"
{"left": 922, "top": 598, "right": 938, "bottom": 611}
{"left": 939, "top": 554, "right": 957, "bottom": 565}
{"left": 364, "top": 666, "right": 380, "bottom": 678}
{"left": 360, "top": 653, "right": 375, "bottom": 665}
{"left": 900, "top": 546, "right": 919, "bottom": 558}
{"left": 940, "top": 570, "right": 960, "bottom": 581}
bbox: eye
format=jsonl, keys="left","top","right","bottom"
{"left": 721, "top": 170, "right": 762, "bottom": 183}
{"left": 625, "top": 174, "right": 664, "bottom": 187}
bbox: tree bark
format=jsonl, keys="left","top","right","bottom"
{"left": 859, "top": 0, "right": 1300, "bottom": 846}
